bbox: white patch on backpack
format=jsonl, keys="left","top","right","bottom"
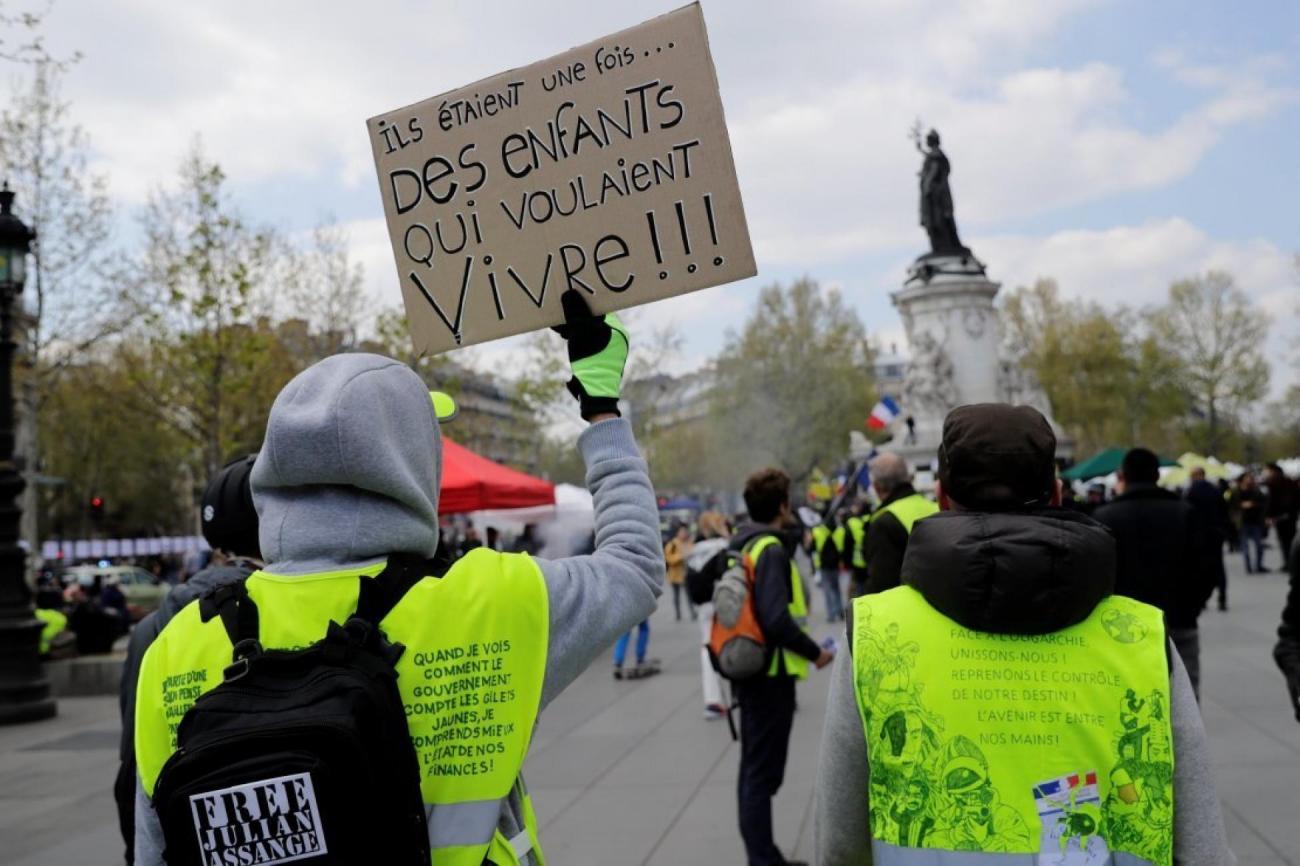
{"left": 189, "top": 771, "right": 327, "bottom": 865}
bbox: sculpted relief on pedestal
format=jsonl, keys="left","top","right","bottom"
{"left": 902, "top": 331, "right": 958, "bottom": 420}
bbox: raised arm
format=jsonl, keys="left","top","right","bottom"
{"left": 535, "top": 291, "right": 665, "bottom": 707}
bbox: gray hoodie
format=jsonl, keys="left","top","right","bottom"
{"left": 135, "top": 353, "right": 664, "bottom": 864}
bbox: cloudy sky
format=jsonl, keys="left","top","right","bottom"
{"left": 39, "top": 0, "right": 1300, "bottom": 394}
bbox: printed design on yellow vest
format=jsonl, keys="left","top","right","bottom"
{"left": 1101, "top": 609, "right": 1147, "bottom": 645}
{"left": 854, "top": 607, "right": 1032, "bottom": 853}
{"left": 1103, "top": 688, "right": 1173, "bottom": 865}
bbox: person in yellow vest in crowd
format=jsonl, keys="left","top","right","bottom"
{"left": 816, "top": 404, "right": 1234, "bottom": 866}
{"left": 731, "top": 468, "right": 835, "bottom": 866}
{"left": 861, "top": 451, "right": 938, "bottom": 596}
{"left": 844, "top": 503, "right": 870, "bottom": 598}
{"left": 132, "top": 291, "right": 664, "bottom": 866}
{"left": 810, "top": 516, "right": 844, "bottom": 622}
{"left": 33, "top": 606, "right": 67, "bottom": 655}
{"left": 831, "top": 508, "right": 850, "bottom": 582}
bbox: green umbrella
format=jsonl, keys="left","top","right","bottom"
{"left": 1060, "top": 448, "right": 1178, "bottom": 481}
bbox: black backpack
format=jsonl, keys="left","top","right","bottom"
{"left": 152, "top": 554, "right": 435, "bottom": 866}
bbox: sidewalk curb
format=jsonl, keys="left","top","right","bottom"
{"left": 45, "top": 653, "right": 124, "bottom": 697}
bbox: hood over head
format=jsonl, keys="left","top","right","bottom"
{"left": 901, "top": 509, "right": 1115, "bottom": 634}
{"left": 251, "top": 353, "right": 441, "bottom": 569}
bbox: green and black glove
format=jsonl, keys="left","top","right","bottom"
{"left": 552, "top": 290, "right": 628, "bottom": 421}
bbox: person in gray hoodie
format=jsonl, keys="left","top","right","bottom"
{"left": 133, "top": 292, "right": 664, "bottom": 864}
{"left": 815, "top": 404, "right": 1235, "bottom": 866}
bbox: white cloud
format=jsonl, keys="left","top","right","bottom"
{"left": 974, "top": 218, "right": 1298, "bottom": 396}
{"left": 32, "top": 0, "right": 1298, "bottom": 401}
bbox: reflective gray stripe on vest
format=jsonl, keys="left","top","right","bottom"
{"left": 509, "top": 829, "right": 532, "bottom": 858}
{"left": 425, "top": 799, "right": 502, "bottom": 849}
{"left": 871, "top": 839, "right": 1157, "bottom": 866}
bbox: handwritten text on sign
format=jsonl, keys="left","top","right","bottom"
{"left": 367, "top": 3, "right": 755, "bottom": 354}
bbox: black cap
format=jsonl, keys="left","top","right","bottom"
{"left": 201, "top": 454, "right": 261, "bottom": 558}
{"left": 937, "top": 404, "right": 1056, "bottom": 511}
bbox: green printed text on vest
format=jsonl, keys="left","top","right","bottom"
{"left": 135, "top": 549, "right": 550, "bottom": 866}
{"left": 850, "top": 587, "right": 1172, "bottom": 866}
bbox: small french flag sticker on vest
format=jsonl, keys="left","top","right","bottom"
{"left": 867, "top": 396, "right": 901, "bottom": 430}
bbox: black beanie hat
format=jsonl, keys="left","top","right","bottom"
{"left": 937, "top": 404, "right": 1056, "bottom": 511}
{"left": 201, "top": 454, "right": 260, "bottom": 558}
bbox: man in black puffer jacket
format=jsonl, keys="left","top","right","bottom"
{"left": 1095, "top": 448, "right": 1210, "bottom": 695}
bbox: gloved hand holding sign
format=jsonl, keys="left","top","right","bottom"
{"left": 552, "top": 290, "right": 629, "bottom": 422}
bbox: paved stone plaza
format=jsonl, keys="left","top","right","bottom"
{"left": 1, "top": 554, "right": 1296, "bottom": 865}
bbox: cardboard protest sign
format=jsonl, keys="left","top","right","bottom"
{"left": 367, "top": 3, "right": 755, "bottom": 354}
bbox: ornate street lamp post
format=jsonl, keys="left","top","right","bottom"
{"left": 0, "top": 183, "right": 55, "bottom": 723}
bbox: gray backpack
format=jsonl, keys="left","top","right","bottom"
{"left": 708, "top": 537, "right": 770, "bottom": 681}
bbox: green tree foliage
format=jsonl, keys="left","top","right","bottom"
{"left": 0, "top": 59, "right": 116, "bottom": 557}
{"left": 1002, "top": 279, "right": 1185, "bottom": 455}
{"left": 711, "top": 278, "right": 874, "bottom": 484}
{"left": 39, "top": 353, "right": 191, "bottom": 538}
{"left": 1151, "top": 271, "right": 1270, "bottom": 456}
{"left": 121, "top": 148, "right": 295, "bottom": 479}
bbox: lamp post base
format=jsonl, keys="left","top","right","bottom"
{"left": 0, "top": 613, "right": 56, "bottom": 724}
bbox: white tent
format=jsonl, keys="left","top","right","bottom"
{"left": 469, "top": 483, "right": 596, "bottom": 556}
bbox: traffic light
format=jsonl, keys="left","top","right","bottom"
{"left": 89, "top": 495, "right": 105, "bottom": 523}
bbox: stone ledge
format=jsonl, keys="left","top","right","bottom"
{"left": 45, "top": 652, "right": 124, "bottom": 697}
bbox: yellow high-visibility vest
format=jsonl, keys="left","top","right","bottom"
{"left": 136, "top": 550, "right": 550, "bottom": 866}
{"left": 874, "top": 493, "right": 938, "bottom": 533}
{"left": 748, "top": 535, "right": 810, "bottom": 680}
{"left": 851, "top": 587, "right": 1172, "bottom": 866}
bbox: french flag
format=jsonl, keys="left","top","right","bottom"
{"left": 867, "top": 396, "right": 901, "bottom": 430}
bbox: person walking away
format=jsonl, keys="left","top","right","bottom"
{"left": 691, "top": 510, "right": 730, "bottom": 719}
{"left": 861, "top": 451, "right": 938, "bottom": 596}
{"left": 1232, "top": 472, "right": 1269, "bottom": 572}
{"left": 459, "top": 521, "right": 483, "bottom": 557}
{"left": 845, "top": 503, "right": 870, "bottom": 598}
{"left": 1186, "top": 466, "right": 1231, "bottom": 611}
{"left": 1264, "top": 462, "right": 1297, "bottom": 569}
{"left": 1095, "top": 448, "right": 1210, "bottom": 696}
{"left": 816, "top": 404, "right": 1234, "bottom": 866}
{"left": 1083, "top": 483, "right": 1107, "bottom": 514}
{"left": 732, "top": 468, "right": 834, "bottom": 866}
{"left": 132, "top": 292, "right": 664, "bottom": 866}
{"left": 511, "top": 522, "right": 541, "bottom": 555}
{"left": 115, "top": 454, "right": 264, "bottom": 864}
{"left": 665, "top": 523, "right": 695, "bottom": 620}
{"left": 831, "top": 508, "right": 850, "bottom": 594}
{"left": 811, "top": 515, "right": 844, "bottom": 622}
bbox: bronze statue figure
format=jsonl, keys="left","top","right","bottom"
{"left": 914, "top": 127, "right": 968, "bottom": 257}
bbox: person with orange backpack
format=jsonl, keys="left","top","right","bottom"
{"left": 721, "top": 468, "right": 834, "bottom": 866}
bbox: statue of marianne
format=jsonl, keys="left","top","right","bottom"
{"left": 915, "top": 128, "right": 969, "bottom": 257}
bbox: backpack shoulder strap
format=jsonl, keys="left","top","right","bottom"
{"left": 353, "top": 552, "right": 444, "bottom": 626}
{"left": 197, "top": 578, "right": 260, "bottom": 659}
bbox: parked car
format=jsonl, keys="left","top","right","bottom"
{"left": 62, "top": 564, "right": 169, "bottom": 621}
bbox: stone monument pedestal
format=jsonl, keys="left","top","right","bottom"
{"left": 859, "top": 251, "right": 1073, "bottom": 470}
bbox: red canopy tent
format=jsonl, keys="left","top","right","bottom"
{"left": 439, "top": 438, "right": 555, "bottom": 514}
